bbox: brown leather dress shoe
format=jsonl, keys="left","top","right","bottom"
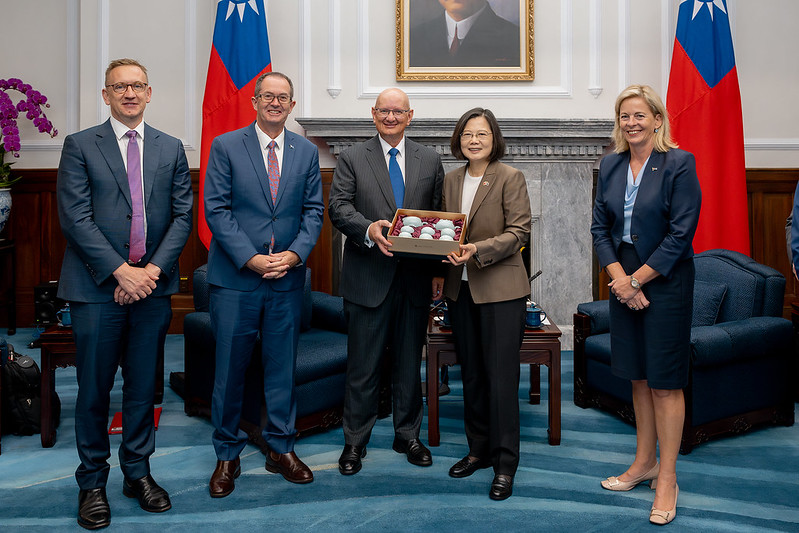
{"left": 209, "top": 457, "right": 241, "bottom": 498}
{"left": 265, "top": 450, "right": 313, "bottom": 484}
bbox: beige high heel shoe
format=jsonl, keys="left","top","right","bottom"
{"left": 650, "top": 484, "right": 679, "bottom": 525}
{"left": 600, "top": 462, "right": 660, "bottom": 491}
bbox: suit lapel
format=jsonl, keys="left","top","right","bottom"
{"left": 633, "top": 151, "right": 665, "bottom": 220}
{"left": 467, "top": 161, "right": 497, "bottom": 223}
{"left": 403, "top": 139, "right": 422, "bottom": 208}
{"left": 142, "top": 123, "right": 160, "bottom": 205}
{"left": 449, "top": 166, "right": 466, "bottom": 213}
{"left": 277, "top": 129, "right": 297, "bottom": 207}
{"left": 95, "top": 120, "right": 131, "bottom": 207}
{"left": 242, "top": 123, "right": 273, "bottom": 209}
{"left": 365, "top": 136, "right": 396, "bottom": 210}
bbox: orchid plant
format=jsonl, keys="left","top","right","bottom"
{"left": 0, "top": 77, "right": 58, "bottom": 187}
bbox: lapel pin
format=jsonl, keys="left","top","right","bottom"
{"left": 651, "top": 167, "right": 658, "bottom": 171}
{"left": 482, "top": 181, "right": 489, "bottom": 186}
{"left": 290, "top": 144, "right": 294, "bottom": 149}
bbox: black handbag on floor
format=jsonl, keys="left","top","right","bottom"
{"left": 1, "top": 345, "right": 60, "bottom": 436}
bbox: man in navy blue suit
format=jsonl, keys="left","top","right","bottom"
{"left": 57, "top": 58, "right": 193, "bottom": 529}
{"left": 204, "top": 72, "right": 324, "bottom": 497}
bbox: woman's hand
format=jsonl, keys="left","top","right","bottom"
{"left": 445, "top": 243, "right": 477, "bottom": 266}
{"left": 608, "top": 275, "right": 638, "bottom": 303}
{"left": 626, "top": 290, "right": 650, "bottom": 311}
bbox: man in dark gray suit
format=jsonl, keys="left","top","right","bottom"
{"left": 329, "top": 88, "right": 444, "bottom": 475}
{"left": 57, "top": 58, "right": 192, "bottom": 529}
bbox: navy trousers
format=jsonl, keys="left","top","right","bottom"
{"left": 71, "top": 296, "right": 170, "bottom": 490}
{"left": 210, "top": 281, "right": 303, "bottom": 459}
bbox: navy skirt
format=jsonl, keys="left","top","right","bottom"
{"left": 609, "top": 243, "right": 693, "bottom": 389}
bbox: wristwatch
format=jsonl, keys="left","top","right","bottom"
{"left": 630, "top": 275, "right": 641, "bottom": 290}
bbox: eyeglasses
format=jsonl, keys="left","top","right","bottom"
{"left": 255, "top": 92, "right": 292, "bottom": 104}
{"left": 373, "top": 108, "right": 410, "bottom": 118}
{"left": 460, "top": 131, "right": 492, "bottom": 140}
{"left": 105, "top": 82, "right": 148, "bottom": 94}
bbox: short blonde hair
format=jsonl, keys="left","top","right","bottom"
{"left": 105, "top": 58, "right": 148, "bottom": 85}
{"left": 611, "top": 84, "right": 677, "bottom": 154}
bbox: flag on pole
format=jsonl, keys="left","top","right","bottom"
{"left": 198, "top": 0, "right": 272, "bottom": 249}
{"left": 666, "top": 0, "right": 749, "bottom": 255}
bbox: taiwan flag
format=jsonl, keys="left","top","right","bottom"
{"left": 198, "top": 0, "right": 272, "bottom": 249}
{"left": 666, "top": 0, "right": 749, "bottom": 255}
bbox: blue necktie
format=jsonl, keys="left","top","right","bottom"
{"left": 388, "top": 147, "right": 404, "bottom": 209}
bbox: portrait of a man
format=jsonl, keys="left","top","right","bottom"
{"left": 409, "top": 0, "right": 521, "bottom": 68}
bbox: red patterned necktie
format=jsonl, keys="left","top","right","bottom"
{"left": 267, "top": 140, "right": 280, "bottom": 203}
{"left": 267, "top": 140, "right": 280, "bottom": 251}
{"left": 449, "top": 26, "right": 460, "bottom": 55}
{"left": 126, "top": 130, "right": 145, "bottom": 263}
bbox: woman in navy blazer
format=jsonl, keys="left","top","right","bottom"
{"left": 591, "top": 85, "right": 701, "bottom": 526}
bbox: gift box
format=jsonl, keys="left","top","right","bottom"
{"left": 387, "top": 209, "right": 467, "bottom": 259}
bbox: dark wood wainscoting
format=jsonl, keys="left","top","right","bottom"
{"left": 593, "top": 169, "right": 798, "bottom": 318}
{"left": 1, "top": 168, "right": 336, "bottom": 333}
{"left": 4, "top": 167, "right": 795, "bottom": 331}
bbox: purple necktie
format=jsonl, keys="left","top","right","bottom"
{"left": 267, "top": 140, "right": 280, "bottom": 251}
{"left": 126, "top": 130, "right": 146, "bottom": 263}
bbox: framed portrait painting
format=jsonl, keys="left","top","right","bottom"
{"left": 396, "top": 0, "right": 534, "bottom": 81}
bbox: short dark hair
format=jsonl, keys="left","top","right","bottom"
{"left": 105, "top": 58, "right": 148, "bottom": 85}
{"left": 254, "top": 71, "right": 294, "bottom": 100}
{"left": 450, "top": 107, "right": 506, "bottom": 162}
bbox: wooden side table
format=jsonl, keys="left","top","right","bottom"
{"left": 425, "top": 317, "right": 562, "bottom": 447}
{"left": 0, "top": 239, "right": 16, "bottom": 335}
{"left": 38, "top": 325, "right": 165, "bottom": 448}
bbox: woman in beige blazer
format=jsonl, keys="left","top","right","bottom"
{"left": 433, "top": 108, "right": 531, "bottom": 500}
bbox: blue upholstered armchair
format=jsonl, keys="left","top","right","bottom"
{"left": 180, "top": 265, "right": 349, "bottom": 448}
{"left": 573, "top": 249, "right": 795, "bottom": 454}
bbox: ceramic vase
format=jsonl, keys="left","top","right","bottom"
{"left": 0, "top": 187, "right": 11, "bottom": 236}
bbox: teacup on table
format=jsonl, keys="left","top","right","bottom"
{"left": 525, "top": 306, "right": 546, "bottom": 328}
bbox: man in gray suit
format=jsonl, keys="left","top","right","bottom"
{"left": 329, "top": 88, "right": 444, "bottom": 475}
{"left": 57, "top": 58, "right": 192, "bottom": 529}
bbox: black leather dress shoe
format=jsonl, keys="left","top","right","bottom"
{"left": 338, "top": 444, "right": 366, "bottom": 475}
{"left": 489, "top": 474, "right": 514, "bottom": 501}
{"left": 449, "top": 455, "right": 491, "bottom": 478}
{"left": 392, "top": 437, "right": 432, "bottom": 467}
{"left": 78, "top": 487, "right": 110, "bottom": 530}
{"left": 123, "top": 474, "right": 172, "bottom": 513}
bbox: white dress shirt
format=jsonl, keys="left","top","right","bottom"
{"left": 445, "top": 3, "right": 488, "bottom": 48}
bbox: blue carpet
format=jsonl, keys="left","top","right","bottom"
{"left": 1, "top": 328, "right": 797, "bottom": 532}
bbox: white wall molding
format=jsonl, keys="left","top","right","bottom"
{"left": 98, "top": 0, "right": 110, "bottom": 123}
{"left": 299, "top": 0, "right": 312, "bottom": 117}
{"left": 745, "top": 139, "right": 799, "bottom": 151}
{"left": 183, "top": 0, "right": 198, "bottom": 152}
{"left": 588, "top": 0, "right": 602, "bottom": 98}
{"left": 327, "top": 0, "right": 342, "bottom": 99}
{"left": 356, "top": 0, "right": 573, "bottom": 99}
{"left": 618, "top": 0, "right": 630, "bottom": 91}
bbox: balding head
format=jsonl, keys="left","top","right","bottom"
{"left": 371, "top": 88, "right": 414, "bottom": 147}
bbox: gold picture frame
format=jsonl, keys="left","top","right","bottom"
{"left": 396, "top": 0, "right": 534, "bottom": 81}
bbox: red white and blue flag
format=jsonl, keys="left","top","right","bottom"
{"left": 199, "top": 0, "right": 272, "bottom": 248}
{"left": 667, "top": 0, "right": 749, "bottom": 255}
